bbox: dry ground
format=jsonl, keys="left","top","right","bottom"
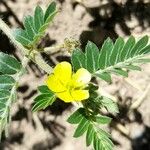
{"left": 0, "top": 0, "right": 150, "bottom": 150}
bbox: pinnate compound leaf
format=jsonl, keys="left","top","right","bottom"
{"left": 13, "top": 1, "right": 57, "bottom": 48}
{"left": 0, "top": 52, "right": 21, "bottom": 75}
{"left": 68, "top": 107, "right": 114, "bottom": 150}
{"left": 0, "top": 52, "right": 22, "bottom": 138}
{"left": 90, "top": 124, "right": 113, "bottom": 150}
{"left": 71, "top": 36, "right": 150, "bottom": 83}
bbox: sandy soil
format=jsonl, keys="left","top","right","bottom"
{"left": 0, "top": 0, "right": 150, "bottom": 150}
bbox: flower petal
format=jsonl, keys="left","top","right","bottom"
{"left": 54, "top": 61, "right": 72, "bottom": 85}
{"left": 72, "top": 68, "right": 91, "bottom": 88}
{"left": 71, "top": 90, "right": 89, "bottom": 101}
{"left": 46, "top": 74, "right": 66, "bottom": 92}
{"left": 56, "top": 90, "right": 73, "bottom": 103}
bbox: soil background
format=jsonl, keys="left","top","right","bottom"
{"left": 0, "top": 0, "right": 150, "bottom": 150}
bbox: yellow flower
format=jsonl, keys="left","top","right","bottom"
{"left": 46, "top": 62, "right": 91, "bottom": 103}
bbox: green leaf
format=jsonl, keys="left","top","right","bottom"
{"left": 139, "top": 44, "right": 150, "bottom": 54}
{"left": 130, "top": 35, "right": 149, "bottom": 57}
{"left": 98, "top": 128, "right": 111, "bottom": 139}
{"left": 0, "top": 89, "right": 10, "bottom": 102}
{"left": 135, "top": 58, "right": 150, "bottom": 63}
{"left": 95, "top": 115, "right": 112, "bottom": 124}
{"left": 0, "top": 52, "right": 21, "bottom": 139}
{"left": 0, "top": 89, "right": 13, "bottom": 139}
{"left": 99, "top": 38, "right": 114, "bottom": 69}
{"left": 92, "top": 125, "right": 113, "bottom": 150}
{"left": 32, "top": 93, "right": 56, "bottom": 112}
{"left": 85, "top": 41, "right": 99, "bottom": 73}
{"left": 112, "top": 68, "right": 128, "bottom": 77}
{"left": 0, "top": 52, "right": 21, "bottom": 74}
{"left": 109, "top": 37, "right": 124, "bottom": 65}
{"left": 120, "top": 36, "right": 135, "bottom": 61}
{"left": 14, "top": 1, "right": 57, "bottom": 48}
{"left": 69, "top": 108, "right": 114, "bottom": 150}
{"left": 67, "top": 108, "right": 85, "bottom": 124}
{"left": 73, "top": 117, "right": 89, "bottom": 138}
{"left": 123, "top": 65, "right": 141, "bottom": 71}
{"left": 0, "top": 89, "right": 10, "bottom": 119}
{"left": 13, "top": 29, "right": 31, "bottom": 46}
{"left": 93, "top": 133, "right": 99, "bottom": 150}
{"left": 34, "top": 6, "right": 44, "bottom": 32}
{"left": 23, "top": 15, "right": 36, "bottom": 40}
{"left": 44, "top": 1, "right": 56, "bottom": 22}
{"left": 95, "top": 72, "right": 112, "bottom": 83}
{"left": 71, "top": 48, "right": 86, "bottom": 71}
{"left": 0, "top": 75, "right": 15, "bottom": 90}
{"left": 71, "top": 36, "right": 150, "bottom": 83}
{"left": 38, "top": 85, "right": 52, "bottom": 94}
{"left": 100, "top": 96, "right": 119, "bottom": 114}
{"left": 86, "top": 124, "right": 94, "bottom": 146}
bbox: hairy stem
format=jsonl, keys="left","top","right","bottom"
{"left": 0, "top": 19, "right": 27, "bottom": 55}
{"left": 44, "top": 45, "right": 64, "bottom": 54}
{"left": 34, "top": 54, "right": 53, "bottom": 74}
{"left": 0, "top": 18, "right": 53, "bottom": 74}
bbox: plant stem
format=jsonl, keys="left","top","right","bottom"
{"left": 34, "top": 54, "right": 53, "bottom": 74}
{"left": 44, "top": 45, "right": 64, "bottom": 54}
{"left": 0, "top": 19, "right": 27, "bottom": 55}
{"left": 0, "top": 18, "right": 53, "bottom": 74}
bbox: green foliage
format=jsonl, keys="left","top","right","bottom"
{"left": 71, "top": 36, "right": 150, "bottom": 83}
{"left": 83, "top": 94, "right": 119, "bottom": 116}
{"left": 0, "top": 75, "right": 15, "bottom": 90}
{"left": 32, "top": 85, "right": 56, "bottom": 112}
{"left": 0, "top": 52, "right": 21, "bottom": 74}
{"left": 1, "top": 0, "right": 150, "bottom": 148}
{"left": 99, "top": 96, "right": 119, "bottom": 115}
{"left": 13, "top": 1, "right": 58, "bottom": 48}
{"left": 95, "top": 115, "right": 112, "bottom": 124}
{"left": 67, "top": 108, "right": 85, "bottom": 124}
{"left": 67, "top": 108, "right": 114, "bottom": 150}
{"left": 0, "top": 52, "right": 22, "bottom": 138}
